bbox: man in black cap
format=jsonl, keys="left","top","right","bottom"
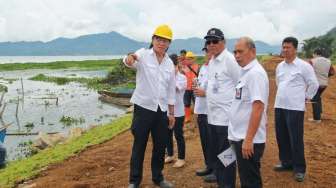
{"left": 204, "top": 28, "right": 241, "bottom": 188}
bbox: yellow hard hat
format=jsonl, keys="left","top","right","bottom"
{"left": 153, "top": 24, "right": 173, "bottom": 40}
{"left": 185, "top": 51, "right": 195, "bottom": 58}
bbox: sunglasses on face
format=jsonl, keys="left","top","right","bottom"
{"left": 206, "top": 40, "right": 220, "bottom": 45}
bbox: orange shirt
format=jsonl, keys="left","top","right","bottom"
{"left": 183, "top": 63, "right": 199, "bottom": 90}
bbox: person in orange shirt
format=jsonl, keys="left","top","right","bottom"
{"left": 182, "top": 51, "right": 199, "bottom": 123}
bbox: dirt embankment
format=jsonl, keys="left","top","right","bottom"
{"left": 23, "top": 57, "right": 336, "bottom": 188}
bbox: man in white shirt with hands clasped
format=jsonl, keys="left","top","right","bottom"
{"left": 273, "top": 37, "right": 318, "bottom": 183}
{"left": 229, "top": 37, "right": 269, "bottom": 188}
{"left": 124, "top": 24, "right": 176, "bottom": 188}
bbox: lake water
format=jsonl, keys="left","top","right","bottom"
{"left": 0, "top": 69, "right": 125, "bottom": 160}
{"left": 0, "top": 55, "right": 124, "bottom": 64}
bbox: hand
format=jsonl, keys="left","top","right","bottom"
{"left": 242, "top": 140, "right": 254, "bottom": 159}
{"left": 194, "top": 88, "right": 206, "bottom": 97}
{"left": 126, "top": 53, "right": 138, "bottom": 65}
{"left": 168, "top": 115, "right": 175, "bottom": 129}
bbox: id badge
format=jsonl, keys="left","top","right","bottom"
{"left": 235, "top": 88, "right": 242, "bottom": 99}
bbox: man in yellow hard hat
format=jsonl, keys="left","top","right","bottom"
{"left": 182, "top": 51, "right": 199, "bottom": 124}
{"left": 124, "top": 24, "right": 175, "bottom": 188}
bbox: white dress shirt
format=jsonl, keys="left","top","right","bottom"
{"left": 228, "top": 59, "right": 269, "bottom": 143}
{"left": 194, "top": 64, "right": 208, "bottom": 115}
{"left": 171, "top": 72, "right": 187, "bottom": 117}
{"left": 206, "top": 49, "right": 241, "bottom": 126}
{"left": 274, "top": 57, "right": 319, "bottom": 111}
{"left": 123, "top": 48, "right": 176, "bottom": 112}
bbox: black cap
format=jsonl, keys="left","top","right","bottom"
{"left": 204, "top": 28, "right": 224, "bottom": 40}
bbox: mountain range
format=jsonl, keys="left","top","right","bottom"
{"left": 0, "top": 31, "right": 281, "bottom": 56}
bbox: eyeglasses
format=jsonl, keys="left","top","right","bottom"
{"left": 206, "top": 40, "right": 220, "bottom": 45}
{"left": 154, "top": 36, "right": 170, "bottom": 44}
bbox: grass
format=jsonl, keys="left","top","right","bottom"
{"left": 29, "top": 74, "right": 112, "bottom": 91}
{"left": 29, "top": 73, "right": 135, "bottom": 91}
{"left": 0, "top": 59, "right": 121, "bottom": 72}
{"left": 0, "top": 114, "right": 132, "bottom": 188}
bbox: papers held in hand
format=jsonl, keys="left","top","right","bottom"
{"left": 217, "top": 146, "right": 236, "bottom": 167}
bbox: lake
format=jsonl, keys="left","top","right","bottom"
{"left": 0, "top": 55, "right": 124, "bottom": 64}
{"left": 0, "top": 69, "right": 125, "bottom": 160}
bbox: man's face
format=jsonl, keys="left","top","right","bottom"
{"left": 282, "top": 42, "right": 296, "bottom": 60}
{"left": 234, "top": 40, "right": 256, "bottom": 67}
{"left": 206, "top": 38, "right": 225, "bottom": 56}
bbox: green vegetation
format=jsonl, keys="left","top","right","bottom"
{"left": 28, "top": 59, "right": 136, "bottom": 91}
{"left": 302, "top": 26, "right": 336, "bottom": 64}
{"left": 59, "top": 116, "right": 85, "bottom": 127}
{"left": 0, "top": 59, "right": 120, "bottom": 72}
{"left": 0, "top": 84, "right": 8, "bottom": 92}
{"left": 0, "top": 114, "right": 132, "bottom": 188}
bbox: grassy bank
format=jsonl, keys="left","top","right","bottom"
{"left": 0, "top": 59, "right": 121, "bottom": 72}
{"left": 29, "top": 74, "right": 135, "bottom": 91}
{"left": 0, "top": 114, "right": 132, "bottom": 188}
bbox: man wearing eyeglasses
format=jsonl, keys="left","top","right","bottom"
{"left": 204, "top": 28, "right": 241, "bottom": 188}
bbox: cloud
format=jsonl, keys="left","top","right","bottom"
{"left": 0, "top": 0, "right": 335, "bottom": 44}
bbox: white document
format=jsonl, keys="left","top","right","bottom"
{"left": 217, "top": 146, "right": 236, "bottom": 167}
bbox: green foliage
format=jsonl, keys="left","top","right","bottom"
{"left": 302, "top": 26, "right": 336, "bottom": 59}
{"left": 0, "top": 59, "right": 119, "bottom": 72}
{"left": 0, "top": 84, "right": 8, "bottom": 92}
{"left": 102, "top": 59, "right": 136, "bottom": 85}
{"left": 0, "top": 115, "right": 132, "bottom": 188}
{"left": 59, "top": 116, "right": 85, "bottom": 127}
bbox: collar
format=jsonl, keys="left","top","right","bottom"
{"left": 285, "top": 56, "right": 298, "bottom": 65}
{"left": 149, "top": 48, "right": 169, "bottom": 63}
{"left": 213, "top": 48, "right": 227, "bottom": 62}
{"left": 242, "top": 58, "right": 258, "bottom": 71}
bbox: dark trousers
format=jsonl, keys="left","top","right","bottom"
{"left": 166, "top": 116, "right": 185, "bottom": 159}
{"left": 275, "top": 108, "right": 306, "bottom": 173}
{"left": 129, "top": 104, "right": 168, "bottom": 185}
{"left": 208, "top": 124, "right": 236, "bottom": 188}
{"left": 197, "top": 114, "right": 211, "bottom": 168}
{"left": 183, "top": 90, "right": 195, "bottom": 107}
{"left": 231, "top": 141, "right": 265, "bottom": 188}
{"left": 311, "top": 87, "right": 326, "bottom": 120}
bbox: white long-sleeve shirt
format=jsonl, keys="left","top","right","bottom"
{"left": 170, "top": 72, "right": 187, "bottom": 117}
{"left": 274, "top": 57, "right": 319, "bottom": 111}
{"left": 194, "top": 64, "right": 208, "bottom": 115}
{"left": 206, "top": 49, "right": 241, "bottom": 126}
{"left": 123, "top": 48, "right": 176, "bottom": 112}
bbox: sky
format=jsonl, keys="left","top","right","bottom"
{"left": 0, "top": 0, "right": 335, "bottom": 45}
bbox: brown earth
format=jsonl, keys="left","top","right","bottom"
{"left": 22, "top": 58, "right": 336, "bottom": 188}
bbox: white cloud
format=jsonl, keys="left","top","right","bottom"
{"left": 0, "top": 0, "right": 335, "bottom": 44}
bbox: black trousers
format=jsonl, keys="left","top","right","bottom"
{"left": 275, "top": 108, "right": 306, "bottom": 173}
{"left": 197, "top": 114, "right": 211, "bottom": 168}
{"left": 208, "top": 124, "right": 236, "bottom": 188}
{"left": 183, "top": 90, "right": 195, "bottom": 107}
{"left": 129, "top": 104, "right": 168, "bottom": 185}
{"left": 311, "top": 87, "right": 326, "bottom": 120}
{"left": 166, "top": 116, "right": 185, "bottom": 159}
{"left": 231, "top": 141, "right": 265, "bottom": 188}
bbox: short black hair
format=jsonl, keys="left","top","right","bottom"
{"left": 180, "top": 49, "right": 187, "bottom": 55}
{"left": 313, "top": 48, "right": 323, "bottom": 56}
{"left": 282, "top": 37, "right": 298, "bottom": 49}
{"left": 169, "top": 54, "right": 179, "bottom": 65}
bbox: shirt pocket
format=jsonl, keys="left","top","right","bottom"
{"left": 289, "top": 71, "right": 304, "bottom": 86}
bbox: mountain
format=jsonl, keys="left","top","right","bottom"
{"left": 0, "top": 32, "right": 281, "bottom": 56}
